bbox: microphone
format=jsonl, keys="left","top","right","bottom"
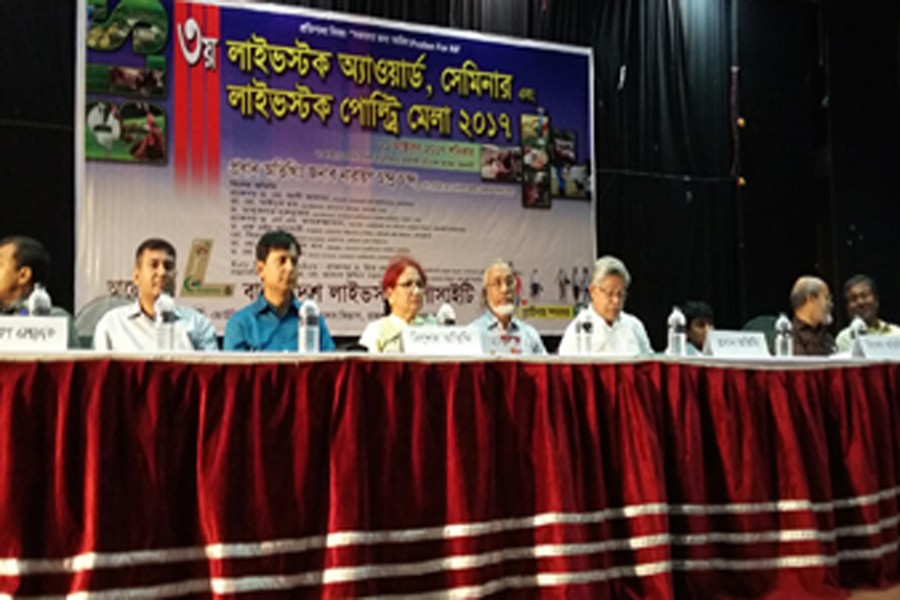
{"left": 436, "top": 302, "right": 456, "bottom": 326}
{"left": 27, "top": 284, "right": 52, "bottom": 316}
{"left": 575, "top": 310, "right": 593, "bottom": 355}
{"left": 849, "top": 315, "right": 868, "bottom": 339}
{"left": 155, "top": 293, "right": 177, "bottom": 324}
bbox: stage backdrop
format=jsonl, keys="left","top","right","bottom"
{"left": 76, "top": 0, "right": 595, "bottom": 334}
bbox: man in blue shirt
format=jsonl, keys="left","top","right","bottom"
{"left": 224, "top": 230, "right": 335, "bottom": 352}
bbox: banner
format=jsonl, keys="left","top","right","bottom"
{"left": 77, "top": 0, "right": 595, "bottom": 334}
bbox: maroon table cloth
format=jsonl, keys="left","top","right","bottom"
{"left": 0, "top": 356, "right": 897, "bottom": 598}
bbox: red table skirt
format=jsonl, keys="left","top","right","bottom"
{"left": 0, "top": 357, "right": 898, "bottom": 598}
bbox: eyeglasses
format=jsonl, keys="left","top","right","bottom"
{"left": 488, "top": 277, "right": 516, "bottom": 289}
{"left": 397, "top": 279, "right": 424, "bottom": 290}
{"left": 594, "top": 286, "right": 627, "bottom": 300}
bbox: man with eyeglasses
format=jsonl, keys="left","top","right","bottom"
{"left": 469, "top": 260, "right": 546, "bottom": 356}
{"left": 558, "top": 255, "right": 652, "bottom": 356}
{"left": 834, "top": 274, "right": 898, "bottom": 352}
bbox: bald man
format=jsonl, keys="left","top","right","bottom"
{"left": 789, "top": 276, "right": 835, "bottom": 356}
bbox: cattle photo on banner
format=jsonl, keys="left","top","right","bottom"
{"left": 77, "top": 0, "right": 595, "bottom": 334}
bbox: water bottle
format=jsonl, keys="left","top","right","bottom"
{"left": 849, "top": 315, "right": 868, "bottom": 341}
{"left": 155, "top": 293, "right": 177, "bottom": 351}
{"left": 27, "top": 284, "right": 52, "bottom": 316}
{"left": 575, "top": 311, "right": 593, "bottom": 355}
{"left": 774, "top": 313, "right": 793, "bottom": 357}
{"left": 298, "top": 297, "right": 320, "bottom": 354}
{"left": 666, "top": 306, "right": 687, "bottom": 356}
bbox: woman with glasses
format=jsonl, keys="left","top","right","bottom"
{"left": 359, "top": 255, "right": 431, "bottom": 353}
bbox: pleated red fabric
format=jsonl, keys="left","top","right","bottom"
{"left": 0, "top": 357, "right": 897, "bottom": 597}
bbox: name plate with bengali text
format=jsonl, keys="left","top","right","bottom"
{"left": 852, "top": 335, "right": 900, "bottom": 359}
{"left": 703, "top": 330, "right": 770, "bottom": 358}
{"left": 402, "top": 326, "right": 484, "bottom": 356}
{"left": 0, "top": 316, "right": 68, "bottom": 352}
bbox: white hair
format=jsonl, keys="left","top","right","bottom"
{"left": 591, "top": 255, "right": 631, "bottom": 287}
{"left": 482, "top": 259, "right": 512, "bottom": 288}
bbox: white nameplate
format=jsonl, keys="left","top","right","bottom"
{"left": 401, "top": 325, "right": 484, "bottom": 356}
{"left": 0, "top": 316, "right": 68, "bottom": 352}
{"left": 703, "top": 330, "right": 770, "bottom": 358}
{"left": 852, "top": 335, "right": 900, "bottom": 359}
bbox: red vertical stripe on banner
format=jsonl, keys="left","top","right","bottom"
{"left": 205, "top": 5, "right": 220, "bottom": 189}
{"left": 174, "top": 0, "right": 189, "bottom": 187}
{"left": 190, "top": 5, "right": 206, "bottom": 189}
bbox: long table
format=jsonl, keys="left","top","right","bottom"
{"left": 0, "top": 354, "right": 898, "bottom": 598}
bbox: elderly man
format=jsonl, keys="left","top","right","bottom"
{"left": 790, "top": 275, "right": 835, "bottom": 356}
{"left": 0, "top": 235, "right": 78, "bottom": 347}
{"left": 835, "top": 274, "right": 900, "bottom": 352}
{"left": 94, "top": 238, "right": 218, "bottom": 351}
{"left": 469, "top": 260, "right": 546, "bottom": 355}
{"left": 558, "top": 255, "right": 652, "bottom": 356}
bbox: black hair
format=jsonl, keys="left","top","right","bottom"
{"left": 256, "top": 230, "right": 300, "bottom": 262}
{"left": 135, "top": 238, "right": 177, "bottom": 263}
{"left": 843, "top": 274, "right": 877, "bottom": 298}
{"left": 682, "top": 300, "right": 714, "bottom": 325}
{"left": 0, "top": 235, "right": 50, "bottom": 286}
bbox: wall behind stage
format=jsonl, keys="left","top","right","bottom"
{"left": 1, "top": 0, "right": 898, "bottom": 347}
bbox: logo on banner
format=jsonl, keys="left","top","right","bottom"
{"left": 177, "top": 17, "right": 219, "bottom": 70}
{"left": 181, "top": 239, "right": 234, "bottom": 298}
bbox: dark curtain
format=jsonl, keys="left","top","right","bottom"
{"left": 588, "top": 0, "right": 740, "bottom": 344}
{"left": 0, "top": 1, "right": 77, "bottom": 312}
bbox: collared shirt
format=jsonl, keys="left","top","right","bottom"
{"left": 93, "top": 301, "right": 218, "bottom": 351}
{"left": 835, "top": 319, "right": 900, "bottom": 352}
{"left": 469, "top": 311, "right": 547, "bottom": 356}
{"left": 359, "top": 313, "right": 432, "bottom": 353}
{"left": 224, "top": 295, "right": 335, "bottom": 352}
{"left": 791, "top": 316, "right": 835, "bottom": 356}
{"left": 1, "top": 298, "right": 80, "bottom": 348}
{"left": 558, "top": 307, "right": 653, "bottom": 356}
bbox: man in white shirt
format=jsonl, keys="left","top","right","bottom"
{"left": 470, "top": 260, "right": 547, "bottom": 356}
{"left": 93, "top": 238, "right": 218, "bottom": 351}
{"left": 558, "top": 255, "right": 652, "bottom": 356}
{"left": 835, "top": 274, "right": 900, "bottom": 352}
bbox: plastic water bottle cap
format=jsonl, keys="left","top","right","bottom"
{"left": 155, "top": 293, "right": 177, "bottom": 323}
{"left": 436, "top": 303, "right": 456, "bottom": 325}
{"left": 850, "top": 316, "right": 867, "bottom": 335}
{"left": 27, "top": 284, "right": 52, "bottom": 316}
{"left": 667, "top": 306, "right": 686, "bottom": 327}
{"left": 775, "top": 313, "right": 791, "bottom": 334}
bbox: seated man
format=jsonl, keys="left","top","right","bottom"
{"left": 93, "top": 238, "right": 218, "bottom": 351}
{"left": 558, "top": 255, "right": 652, "bottom": 356}
{"left": 225, "top": 230, "right": 335, "bottom": 352}
{"left": 0, "top": 235, "right": 79, "bottom": 347}
{"left": 789, "top": 275, "right": 835, "bottom": 356}
{"left": 469, "top": 259, "right": 546, "bottom": 355}
{"left": 835, "top": 274, "right": 900, "bottom": 352}
{"left": 682, "top": 300, "right": 714, "bottom": 355}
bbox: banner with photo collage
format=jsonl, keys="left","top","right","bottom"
{"left": 77, "top": 0, "right": 595, "bottom": 335}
